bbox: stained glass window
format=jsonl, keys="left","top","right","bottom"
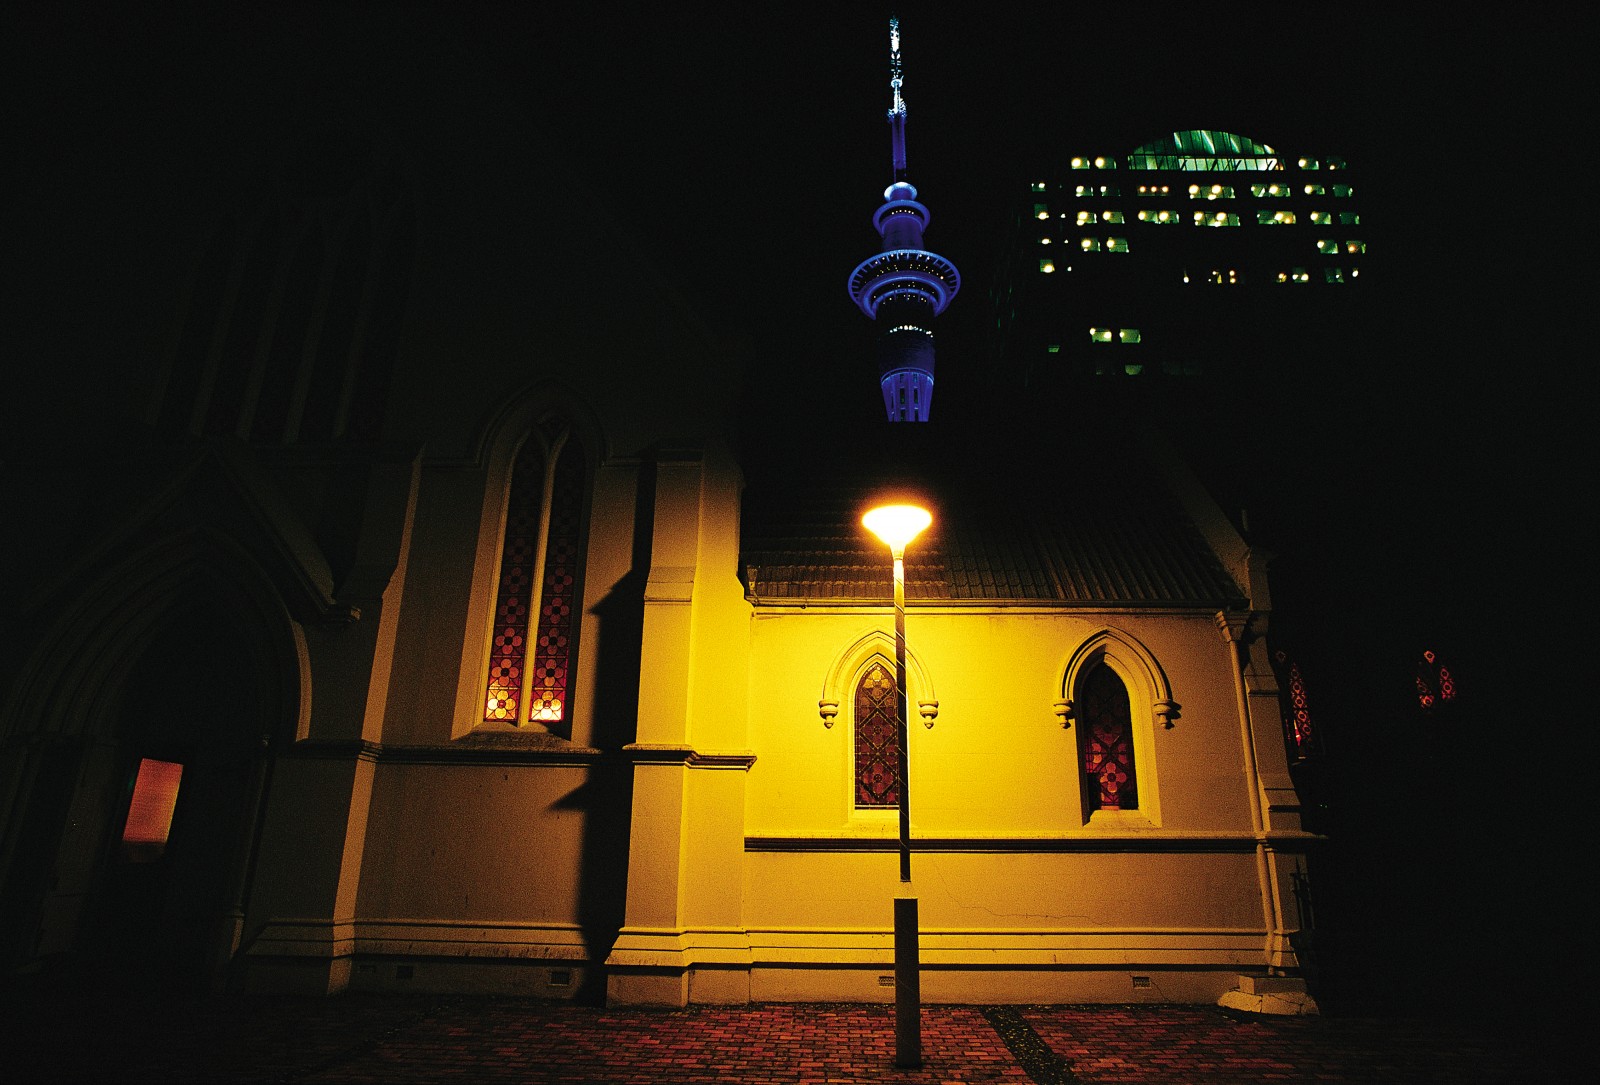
{"left": 482, "top": 430, "right": 586, "bottom": 727}
{"left": 528, "top": 445, "right": 583, "bottom": 723}
{"left": 1273, "top": 649, "right": 1316, "bottom": 760}
{"left": 483, "top": 439, "right": 544, "bottom": 723}
{"left": 1081, "top": 662, "right": 1137, "bottom": 811}
{"left": 1416, "top": 649, "right": 1456, "bottom": 712}
{"left": 854, "top": 662, "right": 899, "bottom": 807}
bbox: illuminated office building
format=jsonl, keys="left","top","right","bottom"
{"left": 993, "top": 129, "right": 1364, "bottom": 390}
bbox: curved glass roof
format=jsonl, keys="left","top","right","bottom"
{"left": 1128, "top": 130, "right": 1279, "bottom": 171}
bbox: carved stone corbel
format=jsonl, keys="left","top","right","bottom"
{"left": 1053, "top": 699, "right": 1074, "bottom": 728}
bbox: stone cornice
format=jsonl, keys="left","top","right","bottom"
{"left": 623, "top": 743, "right": 757, "bottom": 770}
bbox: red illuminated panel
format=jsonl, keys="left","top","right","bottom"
{"left": 121, "top": 758, "right": 183, "bottom": 861}
{"left": 1082, "top": 663, "right": 1137, "bottom": 811}
{"left": 854, "top": 662, "right": 899, "bottom": 807}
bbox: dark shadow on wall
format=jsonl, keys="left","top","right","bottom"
{"left": 560, "top": 456, "right": 656, "bottom": 1002}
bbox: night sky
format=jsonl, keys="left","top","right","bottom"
{"left": 6, "top": 1, "right": 1593, "bottom": 1023}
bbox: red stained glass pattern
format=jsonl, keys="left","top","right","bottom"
{"left": 483, "top": 440, "right": 545, "bottom": 722}
{"left": 1416, "top": 649, "right": 1456, "bottom": 711}
{"left": 528, "top": 445, "right": 583, "bottom": 723}
{"left": 854, "top": 662, "right": 899, "bottom": 807}
{"left": 1082, "top": 663, "right": 1137, "bottom": 811}
{"left": 1274, "top": 649, "right": 1315, "bottom": 758}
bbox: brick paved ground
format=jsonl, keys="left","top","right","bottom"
{"left": 1, "top": 992, "right": 1586, "bottom": 1084}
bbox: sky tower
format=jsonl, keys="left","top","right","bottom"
{"left": 848, "top": 17, "right": 960, "bottom": 422}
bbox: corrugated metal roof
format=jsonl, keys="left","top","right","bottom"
{"left": 739, "top": 432, "right": 1243, "bottom": 607}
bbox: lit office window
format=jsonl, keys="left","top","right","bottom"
{"left": 1071, "top": 157, "right": 1088, "bottom": 169}
{"left": 1195, "top": 211, "right": 1240, "bottom": 227}
{"left": 1080, "top": 238, "right": 1101, "bottom": 251}
{"left": 1076, "top": 210, "right": 1095, "bottom": 226}
{"left": 1345, "top": 240, "right": 1365, "bottom": 254}
{"left": 1332, "top": 184, "right": 1354, "bottom": 198}
{"left": 1298, "top": 157, "right": 1320, "bottom": 169}
{"left": 1089, "top": 327, "right": 1114, "bottom": 343}
{"left": 1258, "top": 210, "right": 1297, "bottom": 225}
{"left": 1034, "top": 204, "right": 1050, "bottom": 220}
{"left": 1317, "top": 239, "right": 1339, "bottom": 254}
{"left": 1136, "top": 184, "right": 1171, "bottom": 195}
{"left": 1106, "top": 237, "right": 1129, "bottom": 252}
{"left": 1291, "top": 267, "right": 1309, "bottom": 283}
{"left": 1210, "top": 269, "right": 1239, "bottom": 284}
{"left": 1046, "top": 343, "right": 1061, "bottom": 353}
{"left": 1326, "top": 156, "right": 1347, "bottom": 169}
{"left": 1039, "top": 258, "right": 1057, "bottom": 273}
{"left": 1250, "top": 183, "right": 1290, "bottom": 198}
{"left": 1123, "top": 364, "right": 1144, "bottom": 376}
{"left": 1039, "top": 236, "right": 1052, "bottom": 245}
{"left": 1325, "top": 268, "right": 1344, "bottom": 283}
{"left": 1304, "top": 184, "right": 1325, "bottom": 196}
{"left": 1137, "top": 209, "right": 1179, "bottom": 224}
{"left": 1309, "top": 211, "right": 1333, "bottom": 226}
{"left": 1075, "top": 185, "right": 1092, "bottom": 197}
{"left": 1031, "top": 181, "right": 1047, "bottom": 191}
{"left": 1101, "top": 210, "right": 1125, "bottom": 223}
{"left": 1339, "top": 212, "right": 1360, "bottom": 225}
{"left": 1189, "top": 183, "right": 1235, "bottom": 199}
{"left": 1119, "top": 328, "right": 1141, "bottom": 344}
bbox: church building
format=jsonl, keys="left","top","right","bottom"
{"left": 0, "top": 14, "right": 1318, "bottom": 1012}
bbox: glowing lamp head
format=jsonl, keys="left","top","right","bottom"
{"left": 863, "top": 504, "right": 932, "bottom": 556}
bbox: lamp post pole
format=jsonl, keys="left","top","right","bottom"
{"left": 889, "top": 540, "right": 920, "bottom": 1068}
{"left": 892, "top": 543, "right": 912, "bottom": 883}
{"left": 863, "top": 503, "right": 930, "bottom": 1071}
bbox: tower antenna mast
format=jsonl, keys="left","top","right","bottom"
{"left": 889, "top": 16, "right": 908, "bottom": 182}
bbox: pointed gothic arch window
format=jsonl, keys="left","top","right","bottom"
{"left": 1079, "top": 661, "right": 1138, "bottom": 812}
{"left": 481, "top": 424, "right": 589, "bottom": 727}
{"left": 853, "top": 658, "right": 900, "bottom": 808}
{"left": 1060, "top": 628, "right": 1173, "bottom": 823}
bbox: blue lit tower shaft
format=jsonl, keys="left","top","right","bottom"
{"left": 848, "top": 18, "right": 959, "bottom": 422}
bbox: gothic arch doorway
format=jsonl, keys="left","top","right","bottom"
{"left": 1, "top": 551, "right": 304, "bottom": 992}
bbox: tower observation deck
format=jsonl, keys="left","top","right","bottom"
{"left": 848, "top": 18, "right": 960, "bottom": 423}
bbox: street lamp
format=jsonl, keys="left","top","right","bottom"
{"left": 862, "top": 502, "right": 931, "bottom": 1069}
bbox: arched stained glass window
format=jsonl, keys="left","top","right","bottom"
{"left": 1273, "top": 649, "right": 1317, "bottom": 761}
{"left": 1081, "top": 662, "right": 1137, "bottom": 811}
{"left": 482, "top": 428, "right": 587, "bottom": 727}
{"left": 854, "top": 661, "right": 899, "bottom": 807}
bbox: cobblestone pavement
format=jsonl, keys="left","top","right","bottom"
{"left": 1, "top": 993, "right": 1586, "bottom": 1084}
